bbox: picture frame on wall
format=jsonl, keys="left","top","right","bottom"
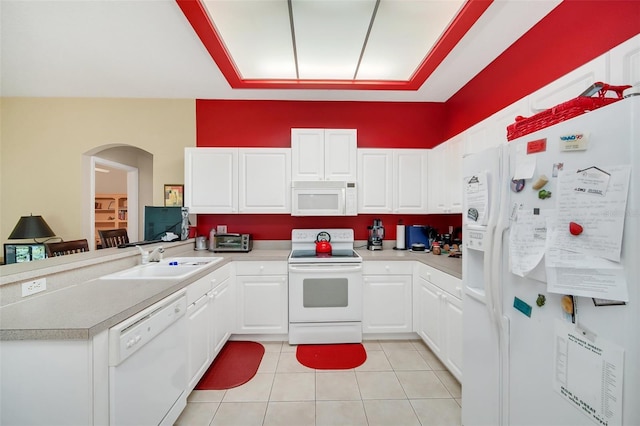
{"left": 164, "top": 184, "right": 184, "bottom": 207}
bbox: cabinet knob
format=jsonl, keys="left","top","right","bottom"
{"left": 385, "top": 265, "right": 390, "bottom": 270}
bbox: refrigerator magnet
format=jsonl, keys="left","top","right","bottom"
{"left": 513, "top": 297, "right": 532, "bottom": 317}
{"left": 511, "top": 178, "right": 525, "bottom": 193}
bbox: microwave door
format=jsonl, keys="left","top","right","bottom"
{"left": 293, "top": 188, "right": 345, "bottom": 216}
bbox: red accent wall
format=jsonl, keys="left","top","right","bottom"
{"left": 195, "top": 214, "right": 461, "bottom": 243}
{"left": 192, "top": 0, "right": 639, "bottom": 241}
{"left": 443, "top": 0, "right": 640, "bottom": 139}
{"left": 196, "top": 100, "right": 446, "bottom": 148}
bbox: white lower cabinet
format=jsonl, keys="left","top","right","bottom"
{"left": 414, "top": 263, "right": 463, "bottom": 382}
{"left": 362, "top": 261, "right": 413, "bottom": 334}
{"left": 210, "top": 265, "right": 234, "bottom": 357}
{"left": 235, "top": 261, "right": 288, "bottom": 334}
{"left": 186, "top": 263, "right": 233, "bottom": 392}
{"left": 186, "top": 271, "right": 214, "bottom": 392}
{"left": 186, "top": 292, "right": 212, "bottom": 391}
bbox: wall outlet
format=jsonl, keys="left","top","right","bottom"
{"left": 22, "top": 278, "right": 47, "bottom": 297}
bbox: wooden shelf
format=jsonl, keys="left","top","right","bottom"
{"left": 95, "top": 193, "right": 127, "bottom": 247}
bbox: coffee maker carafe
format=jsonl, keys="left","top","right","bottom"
{"left": 367, "top": 219, "right": 385, "bottom": 250}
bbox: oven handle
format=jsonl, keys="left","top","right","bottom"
{"left": 288, "top": 264, "right": 363, "bottom": 273}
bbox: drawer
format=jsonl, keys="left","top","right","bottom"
{"left": 363, "top": 261, "right": 413, "bottom": 275}
{"left": 186, "top": 274, "right": 213, "bottom": 305}
{"left": 210, "top": 263, "right": 232, "bottom": 287}
{"left": 235, "top": 261, "right": 287, "bottom": 276}
{"left": 417, "top": 263, "right": 462, "bottom": 299}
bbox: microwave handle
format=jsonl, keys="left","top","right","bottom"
{"left": 216, "top": 233, "right": 241, "bottom": 237}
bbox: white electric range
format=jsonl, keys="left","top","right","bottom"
{"left": 288, "top": 229, "right": 363, "bottom": 344}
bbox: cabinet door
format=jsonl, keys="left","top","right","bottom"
{"left": 324, "top": 129, "right": 357, "bottom": 181}
{"left": 443, "top": 294, "right": 463, "bottom": 382}
{"left": 239, "top": 148, "right": 291, "bottom": 213}
{"left": 357, "top": 149, "right": 393, "bottom": 214}
{"left": 291, "top": 129, "right": 325, "bottom": 181}
{"left": 363, "top": 275, "right": 412, "bottom": 333}
{"left": 187, "top": 295, "right": 211, "bottom": 391}
{"left": 427, "top": 144, "right": 446, "bottom": 213}
{"left": 416, "top": 277, "right": 443, "bottom": 357}
{"left": 211, "top": 276, "right": 234, "bottom": 357}
{"left": 446, "top": 137, "right": 463, "bottom": 213}
{"left": 184, "top": 148, "right": 238, "bottom": 213}
{"left": 428, "top": 138, "right": 462, "bottom": 213}
{"left": 394, "top": 149, "right": 429, "bottom": 213}
{"left": 609, "top": 34, "right": 640, "bottom": 89}
{"left": 236, "top": 275, "right": 288, "bottom": 334}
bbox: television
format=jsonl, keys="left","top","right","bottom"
{"left": 144, "top": 206, "right": 189, "bottom": 241}
{"left": 4, "top": 243, "right": 47, "bottom": 264}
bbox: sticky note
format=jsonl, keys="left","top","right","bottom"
{"left": 513, "top": 297, "right": 532, "bottom": 317}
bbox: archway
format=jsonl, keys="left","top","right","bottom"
{"left": 82, "top": 145, "right": 153, "bottom": 250}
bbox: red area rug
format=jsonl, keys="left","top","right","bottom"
{"left": 296, "top": 343, "right": 367, "bottom": 370}
{"left": 195, "top": 341, "right": 264, "bottom": 390}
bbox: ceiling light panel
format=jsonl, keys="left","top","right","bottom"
{"left": 203, "top": 0, "right": 296, "bottom": 79}
{"left": 357, "top": 0, "right": 465, "bottom": 81}
{"left": 292, "top": 0, "right": 377, "bottom": 80}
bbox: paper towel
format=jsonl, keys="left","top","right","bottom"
{"left": 396, "top": 224, "right": 405, "bottom": 249}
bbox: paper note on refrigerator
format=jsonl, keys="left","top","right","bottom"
{"left": 553, "top": 320, "right": 624, "bottom": 426}
{"left": 545, "top": 217, "right": 628, "bottom": 301}
{"left": 509, "top": 210, "right": 547, "bottom": 277}
{"left": 463, "top": 172, "right": 489, "bottom": 225}
{"left": 549, "top": 165, "right": 631, "bottom": 262}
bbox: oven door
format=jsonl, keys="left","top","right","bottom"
{"left": 288, "top": 263, "right": 362, "bottom": 322}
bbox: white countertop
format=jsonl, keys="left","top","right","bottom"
{"left": 0, "top": 241, "right": 460, "bottom": 341}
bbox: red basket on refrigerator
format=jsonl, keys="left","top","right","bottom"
{"left": 506, "top": 82, "right": 631, "bottom": 141}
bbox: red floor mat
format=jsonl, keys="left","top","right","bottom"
{"left": 195, "top": 341, "right": 265, "bottom": 390}
{"left": 296, "top": 343, "right": 367, "bottom": 370}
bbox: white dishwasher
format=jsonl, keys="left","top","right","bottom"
{"left": 109, "top": 290, "right": 188, "bottom": 426}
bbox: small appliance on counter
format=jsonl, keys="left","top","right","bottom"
{"left": 405, "top": 225, "right": 436, "bottom": 252}
{"left": 194, "top": 236, "right": 207, "bottom": 251}
{"left": 209, "top": 233, "right": 252, "bottom": 252}
{"left": 367, "top": 219, "right": 385, "bottom": 250}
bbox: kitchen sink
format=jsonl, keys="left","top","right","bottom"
{"left": 100, "top": 257, "right": 224, "bottom": 280}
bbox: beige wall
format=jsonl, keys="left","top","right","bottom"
{"left": 0, "top": 98, "right": 195, "bottom": 245}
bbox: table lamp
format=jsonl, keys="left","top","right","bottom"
{"left": 8, "top": 214, "right": 56, "bottom": 242}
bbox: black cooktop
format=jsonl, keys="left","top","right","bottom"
{"left": 289, "top": 249, "right": 360, "bottom": 259}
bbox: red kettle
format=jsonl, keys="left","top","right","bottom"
{"left": 315, "top": 231, "right": 332, "bottom": 254}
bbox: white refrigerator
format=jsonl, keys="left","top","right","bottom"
{"left": 461, "top": 95, "right": 639, "bottom": 426}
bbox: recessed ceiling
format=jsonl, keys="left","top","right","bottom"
{"left": 178, "top": 0, "right": 493, "bottom": 90}
{"left": 0, "top": 0, "right": 562, "bottom": 101}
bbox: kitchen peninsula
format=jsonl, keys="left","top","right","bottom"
{"left": 0, "top": 239, "right": 460, "bottom": 425}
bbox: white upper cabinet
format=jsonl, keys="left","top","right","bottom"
{"left": 357, "top": 149, "right": 393, "bottom": 213}
{"left": 609, "top": 33, "right": 640, "bottom": 90}
{"left": 185, "top": 147, "right": 290, "bottom": 214}
{"left": 238, "top": 148, "right": 291, "bottom": 213}
{"left": 357, "top": 148, "right": 428, "bottom": 214}
{"left": 393, "top": 149, "right": 429, "bottom": 214}
{"left": 428, "top": 137, "right": 462, "bottom": 214}
{"left": 291, "top": 129, "right": 357, "bottom": 181}
{"left": 184, "top": 148, "right": 238, "bottom": 214}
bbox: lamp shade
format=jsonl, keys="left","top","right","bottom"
{"left": 8, "top": 215, "right": 56, "bottom": 239}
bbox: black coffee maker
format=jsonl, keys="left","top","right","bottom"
{"left": 367, "top": 219, "right": 385, "bottom": 250}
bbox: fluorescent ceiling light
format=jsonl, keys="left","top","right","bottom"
{"left": 201, "top": 0, "right": 465, "bottom": 82}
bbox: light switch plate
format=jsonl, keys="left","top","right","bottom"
{"left": 22, "top": 278, "right": 47, "bottom": 297}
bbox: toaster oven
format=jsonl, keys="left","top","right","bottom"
{"left": 210, "top": 233, "right": 252, "bottom": 252}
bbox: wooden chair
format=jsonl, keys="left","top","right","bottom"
{"left": 99, "top": 229, "right": 129, "bottom": 248}
{"left": 45, "top": 239, "right": 89, "bottom": 257}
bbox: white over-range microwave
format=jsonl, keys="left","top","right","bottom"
{"left": 291, "top": 181, "right": 357, "bottom": 216}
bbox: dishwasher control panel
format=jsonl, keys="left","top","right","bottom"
{"left": 109, "top": 291, "right": 186, "bottom": 366}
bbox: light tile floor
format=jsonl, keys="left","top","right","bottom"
{"left": 175, "top": 339, "right": 462, "bottom": 426}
